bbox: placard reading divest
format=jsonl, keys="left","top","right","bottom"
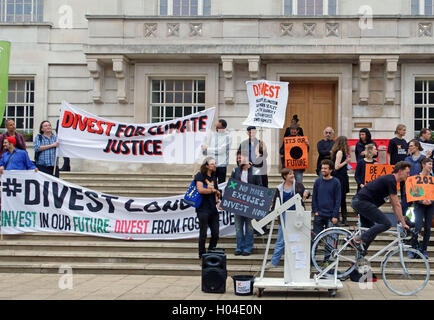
{"left": 221, "top": 178, "right": 275, "bottom": 220}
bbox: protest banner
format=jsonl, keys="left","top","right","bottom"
{"left": 0, "top": 171, "right": 235, "bottom": 240}
{"left": 283, "top": 136, "right": 308, "bottom": 170}
{"left": 57, "top": 101, "right": 215, "bottom": 164}
{"left": 347, "top": 138, "right": 390, "bottom": 170}
{"left": 221, "top": 178, "right": 275, "bottom": 220}
{"left": 364, "top": 164, "right": 395, "bottom": 184}
{"left": 406, "top": 175, "right": 434, "bottom": 202}
{"left": 420, "top": 142, "right": 434, "bottom": 157}
{"left": 243, "top": 80, "right": 289, "bottom": 129}
{"left": 0, "top": 41, "right": 11, "bottom": 121}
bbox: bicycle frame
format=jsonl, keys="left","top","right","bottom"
{"left": 314, "top": 223, "right": 411, "bottom": 281}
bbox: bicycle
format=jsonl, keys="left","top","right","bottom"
{"left": 311, "top": 215, "right": 430, "bottom": 296}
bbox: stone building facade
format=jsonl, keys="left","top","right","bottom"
{"left": 1, "top": 0, "right": 434, "bottom": 173}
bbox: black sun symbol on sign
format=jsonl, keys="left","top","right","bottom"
{"left": 290, "top": 146, "right": 304, "bottom": 160}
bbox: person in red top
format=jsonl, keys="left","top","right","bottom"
{"left": 0, "top": 119, "right": 27, "bottom": 159}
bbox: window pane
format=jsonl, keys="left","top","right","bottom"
{"left": 175, "top": 80, "right": 182, "bottom": 91}
{"left": 429, "top": 108, "right": 434, "bottom": 118}
{"left": 198, "top": 80, "right": 205, "bottom": 91}
{"left": 175, "top": 92, "right": 182, "bottom": 103}
{"left": 412, "top": 0, "right": 420, "bottom": 15}
{"left": 315, "top": 0, "right": 323, "bottom": 15}
{"left": 430, "top": 93, "right": 434, "bottom": 104}
{"left": 175, "top": 107, "right": 183, "bottom": 117}
{"left": 152, "top": 80, "right": 161, "bottom": 91}
{"left": 160, "top": 0, "right": 168, "bottom": 15}
{"left": 7, "top": 106, "right": 15, "bottom": 116}
{"left": 166, "top": 92, "right": 174, "bottom": 103}
{"left": 415, "top": 93, "right": 423, "bottom": 104}
{"left": 284, "top": 0, "right": 293, "bottom": 15}
{"left": 425, "top": 0, "right": 433, "bottom": 15}
{"left": 306, "top": 0, "right": 315, "bottom": 15}
{"left": 297, "top": 0, "right": 305, "bottom": 15}
{"left": 415, "top": 120, "right": 423, "bottom": 131}
{"left": 184, "top": 80, "right": 192, "bottom": 91}
{"left": 415, "top": 80, "right": 423, "bottom": 91}
{"left": 152, "top": 92, "right": 161, "bottom": 103}
{"left": 328, "top": 0, "right": 337, "bottom": 15}
{"left": 429, "top": 80, "right": 434, "bottom": 91}
{"left": 203, "top": 0, "right": 211, "bottom": 15}
{"left": 430, "top": 120, "right": 434, "bottom": 129}
{"left": 166, "top": 80, "right": 174, "bottom": 91}
{"left": 184, "top": 106, "right": 192, "bottom": 115}
{"left": 198, "top": 92, "right": 205, "bottom": 103}
{"left": 184, "top": 92, "right": 192, "bottom": 103}
{"left": 166, "top": 106, "right": 174, "bottom": 118}
{"left": 415, "top": 108, "right": 423, "bottom": 118}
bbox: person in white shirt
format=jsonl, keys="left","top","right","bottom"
{"left": 202, "top": 119, "right": 232, "bottom": 184}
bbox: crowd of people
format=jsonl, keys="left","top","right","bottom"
{"left": 198, "top": 119, "right": 433, "bottom": 264}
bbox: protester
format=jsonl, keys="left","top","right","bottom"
{"left": 230, "top": 151, "right": 262, "bottom": 256}
{"left": 0, "top": 136, "right": 37, "bottom": 173}
{"left": 0, "top": 119, "right": 27, "bottom": 159}
{"left": 402, "top": 139, "right": 426, "bottom": 214}
{"left": 331, "top": 136, "right": 350, "bottom": 226}
{"left": 354, "top": 144, "right": 377, "bottom": 194}
{"left": 350, "top": 161, "right": 411, "bottom": 255}
{"left": 56, "top": 119, "right": 71, "bottom": 172}
{"left": 202, "top": 119, "right": 232, "bottom": 184}
{"left": 265, "top": 168, "right": 308, "bottom": 269}
{"left": 238, "top": 126, "right": 268, "bottom": 187}
{"left": 409, "top": 158, "right": 433, "bottom": 259}
{"left": 282, "top": 114, "right": 304, "bottom": 137}
{"left": 418, "top": 128, "right": 433, "bottom": 160}
{"left": 387, "top": 124, "right": 408, "bottom": 165}
{"left": 33, "top": 120, "right": 59, "bottom": 178}
{"left": 316, "top": 127, "right": 335, "bottom": 175}
{"left": 312, "top": 159, "right": 341, "bottom": 237}
{"left": 194, "top": 157, "right": 222, "bottom": 259}
{"left": 355, "top": 128, "right": 378, "bottom": 163}
{"left": 279, "top": 124, "right": 309, "bottom": 183}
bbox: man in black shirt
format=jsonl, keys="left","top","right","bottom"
{"left": 316, "top": 127, "right": 335, "bottom": 175}
{"left": 350, "top": 161, "right": 411, "bottom": 254}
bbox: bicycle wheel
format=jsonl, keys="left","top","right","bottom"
{"left": 311, "top": 228, "right": 359, "bottom": 279}
{"left": 382, "top": 247, "right": 430, "bottom": 296}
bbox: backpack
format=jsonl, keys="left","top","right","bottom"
{"left": 33, "top": 134, "right": 43, "bottom": 164}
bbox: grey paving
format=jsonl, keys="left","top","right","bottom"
{"left": 0, "top": 273, "right": 433, "bottom": 300}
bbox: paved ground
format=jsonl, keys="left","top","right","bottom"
{"left": 0, "top": 273, "right": 433, "bottom": 300}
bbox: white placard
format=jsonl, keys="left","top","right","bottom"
{"left": 243, "top": 80, "right": 289, "bottom": 129}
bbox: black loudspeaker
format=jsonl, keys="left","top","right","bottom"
{"left": 201, "top": 251, "right": 227, "bottom": 293}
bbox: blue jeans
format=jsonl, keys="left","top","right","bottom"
{"left": 270, "top": 213, "right": 286, "bottom": 266}
{"left": 235, "top": 215, "right": 254, "bottom": 254}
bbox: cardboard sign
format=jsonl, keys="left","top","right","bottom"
{"left": 221, "top": 178, "right": 275, "bottom": 220}
{"left": 348, "top": 138, "right": 390, "bottom": 170}
{"left": 364, "top": 164, "right": 394, "bottom": 184}
{"left": 406, "top": 175, "right": 434, "bottom": 202}
{"left": 283, "top": 136, "right": 308, "bottom": 170}
{"left": 243, "top": 80, "right": 289, "bottom": 128}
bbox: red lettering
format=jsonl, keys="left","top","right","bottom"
{"left": 61, "top": 111, "right": 74, "bottom": 128}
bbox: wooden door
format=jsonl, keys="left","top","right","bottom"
{"left": 281, "top": 82, "right": 337, "bottom": 174}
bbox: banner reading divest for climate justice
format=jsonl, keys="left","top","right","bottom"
{"left": 57, "top": 101, "right": 215, "bottom": 164}
{"left": 243, "top": 80, "right": 289, "bottom": 129}
{"left": 0, "top": 171, "right": 235, "bottom": 240}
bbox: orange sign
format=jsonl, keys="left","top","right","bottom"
{"left": 364, "top": 164, "right": 394, "bottom": 184}
{"left": 284, "top": 136, "right": 308, "bottom": 170}
{"left": 406, "top": 175, "right": 434, "bottom": 202}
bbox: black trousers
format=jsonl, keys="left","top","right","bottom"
{"left": 197, "top": 209, "right": 220, "bottom": 258}
{"left": 216, "top": 167, "right": 227, "bottom": 185}
{"left": 37, "top": 165, "right": 59, "bottom": 178}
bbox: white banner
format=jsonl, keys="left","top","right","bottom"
{"left": 57, "top": 101, "right": 215, "bottom": 164}
{"left": 243, "top": 80, "right": 289, "bottom": 129}
{"left": 421, "top": 142, "right": 434, "bottom": 157}
{"left": 0, "top": 171, "right": 235, "bottom": 240}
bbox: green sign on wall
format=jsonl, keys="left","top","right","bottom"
{"left": 0, "top": 41, "right": 11, "bottom": 123}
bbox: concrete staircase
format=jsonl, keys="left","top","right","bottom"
{"left": 0, "top": 172, "right": 432, "bottom": 279}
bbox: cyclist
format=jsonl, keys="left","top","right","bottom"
{"left": 350, "top": 161, "right": 411, "bottom": 255}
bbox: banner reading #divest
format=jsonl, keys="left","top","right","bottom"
{"left": 57, "top": 101, "right": 215, "bottom": 164}
{"left": 0, "top": 171, "right": 235, "bottom": 240}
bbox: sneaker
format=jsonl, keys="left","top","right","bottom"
{"left": 242, "top": 252, "right": 251, "bottom": 256}
{"left": 265, "top": 262, "right": 276, "bottom": 270}
{"left": 234, "top": 251, "right": 242, "bottom": 256}
{"left": 407, "top": 251, "right": 415, "bottom": 259}
{"left": 349, "top": 237, "right": 366, "bottom": 256}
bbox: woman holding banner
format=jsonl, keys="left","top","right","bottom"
{"left": 33, "top": 120, "right": 59, "bottom": 178}
{"left": 231, "top": 150, "right": 262, "bottom": 256}
{"left": 408, "top": 157, "right": 433, "bottom": 259}
{"left": 331, "top": 136, "right": 350, "bottom": 226}
{"left": 194, "top": 157, "right": 222, "bottom": 259}
{"left": 402, "top": 139, "right": 426, "bottom": 217}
